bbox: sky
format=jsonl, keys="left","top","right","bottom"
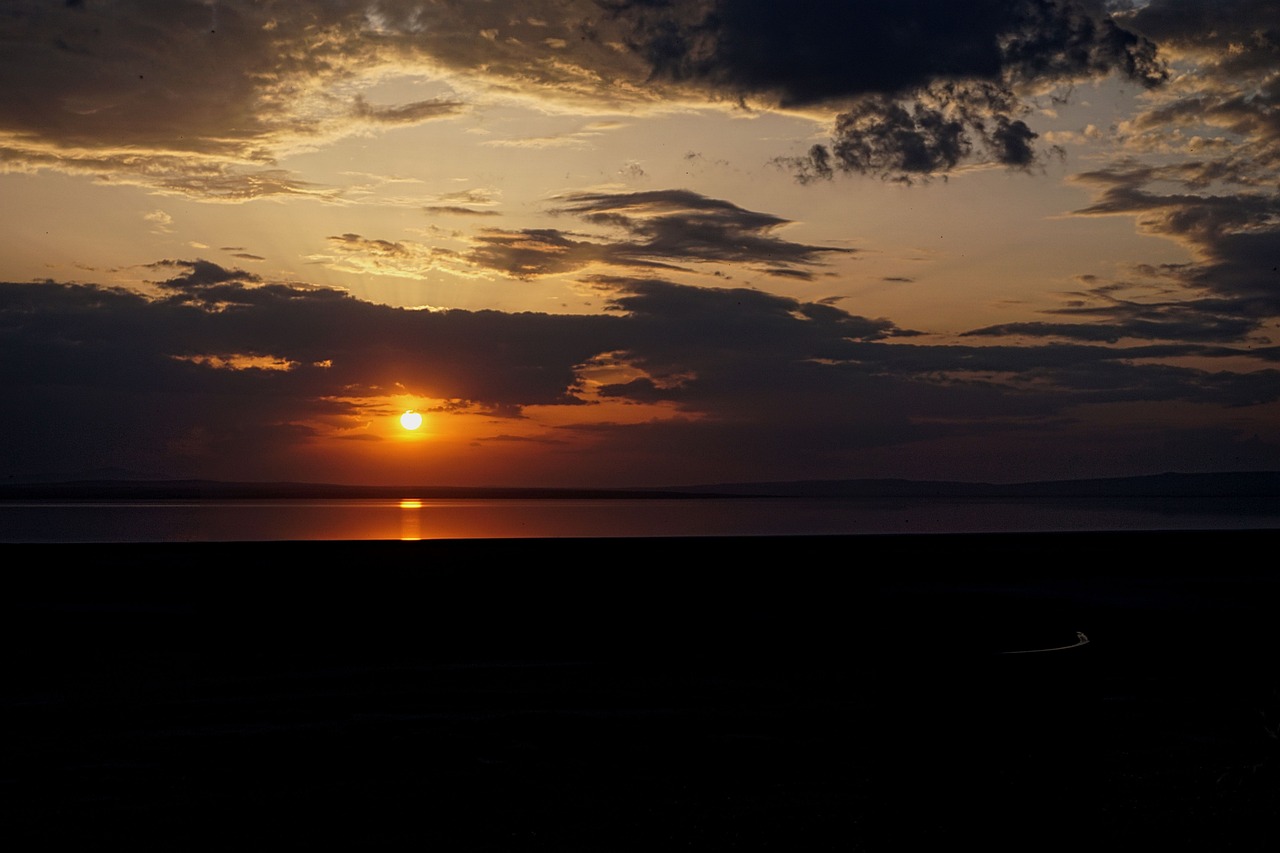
{"left": 2, "top": 0, "right": 1279, "bottom": 488}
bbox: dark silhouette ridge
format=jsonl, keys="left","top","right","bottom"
{"left": 3, "top": 470, "right": 1278, "bottom": 500}
{"left": 674, "top": 470, "right": 1280, "bottom": 498}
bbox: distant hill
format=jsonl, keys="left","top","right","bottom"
{"left": 0, "top": 479, "right": 701, "bottom": 501}
{"left": 671, "top": 471, "right": 1280, "bottom": 498}
{"left": 1, "top": 471, "right": 1278, "bottom": 500}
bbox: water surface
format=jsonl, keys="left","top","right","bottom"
{"left": 2, "top": 496, "right": 1277, "bottom": 542}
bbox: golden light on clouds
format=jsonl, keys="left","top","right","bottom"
{"left": 3, "top": 1, "right": 1280, "bottom": 487}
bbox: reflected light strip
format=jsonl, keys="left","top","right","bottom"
{"left": 400, "top": 498, "right": 422, "bottom": 540}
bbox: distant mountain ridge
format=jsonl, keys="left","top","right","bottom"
{"left": 0, "top": 480, "right": 696, "bottom": 501}
{"left": 2, "top": 471, "right": 1279, "bottom": 500}
{"left": 672, "top": 471, "right": 1280, "bottom": 498}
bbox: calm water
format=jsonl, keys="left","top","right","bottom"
{"left": 2, "top": 496, "right": 1278, "bottom": 542}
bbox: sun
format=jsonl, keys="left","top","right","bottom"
{"left": 399, "top": 410, "right": 423, "bottom": 431}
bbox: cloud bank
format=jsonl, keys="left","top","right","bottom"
{"left": 3, "top": 260, "right": 1277, "bottom": 484}
{"left": 0, "top": 0, "right": 1172, "bottom": 196}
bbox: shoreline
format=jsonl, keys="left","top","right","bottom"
{"left": 5, "top": 531, "right": 1280, "bottom": 849}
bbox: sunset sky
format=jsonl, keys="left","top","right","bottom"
{"left": 2, "top": 0, "right": 1278, "bottom": 488}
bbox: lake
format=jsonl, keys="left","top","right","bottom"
{"left": 2, "top": 495, "right": 1278, "bottom": 542}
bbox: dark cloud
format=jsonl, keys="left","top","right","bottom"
{"left": 757, "top": 268, "right": 816, "bottom": 281}
{"left": 0, "top": 263, "right": 905, "bottom": 479}
{"left": 962, "top": 315, "right": 1259, "bottom": 345}
{"left": 604, "top": 0, "right": 1162, "bottom": 106}
{"left": 788, "top": 79, "right": 1067, "bottom": 182}
{"left": 605, "top": 0, "right": 1165, "bottom": 178}
{"left": 350, "top": 96, "right": 466, "bottom": 125}
{"left": 852, "top": 338, "right": 1280, "bottom": 408}
{"left": 1123, "top": 1, "right": 1280, "bottom": 64}
{"left": 423, "top": 206, "right": 501, "bottom": 217}
{"left": 1067, "top": 166, "right": 1280, "bottom": 336}
{"left": 478, "top": 434, "right": 571, "bottom": 445}
{"left": 466, "top": 228, "right": 675, "bottom": 279}
{"left": 0, "top": 0, "right": 1169, "bottom": 193}
{"left": 0, "top": 263, "right": 615, "bottom": 479}
{"left": 322, "top": 207, "right": 844, "bottom": 281}
{"left": 963, "top": 284, "right": 1271, "bottom": 344}
{"left": 436, "top": 190, "right": 499, "bottom": 205}
{"left": 1, "top": 0, "right": 297, "bottom": 157}
{"left": 0, "top": 1, "right": 617, "bottom": 196}
{"left": 465, "top": 189, "right": 852, "bottom": 278}
{"left": 1116, "top": 88, "right": 1280, "bottom": 193}
{"left": 0, "top": 0, "right": 642, "bottom": 152}
{"left": 1103, "top": 6, "right": 1280, "bottom": 179}
{"left": 3, "top": 263, "right": 1278, "bottom": 483}
{"left": 789, "top": 84, "right": 1033, "bottom": 179}
{"left": 424, "top": 190, "right": 502, "bottom": 218}
{"left": 1000, "top": 0, "right": 1165, "bottom": 87}
{"left": 1016, "top": 3, "right": 1280, "bottom": 351}
{"left": 327, "top": 234, "right": 416, "bottom": 258}
{"left": 150, "top": 258, "right": 260, "bottom": 291}
{"left": 558, "top": 188, "right": 850, "bottom": 267}
{"left": 591, "top": 274, "right": 1280, "bottom": 417}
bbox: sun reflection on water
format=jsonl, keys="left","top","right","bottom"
{"left": 399, "top": 499, "right": 422, "bottom": 540}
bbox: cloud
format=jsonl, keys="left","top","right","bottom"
{"left": 1066, "top": 165, "right": 1280, "bottom": 336}
{"left": 144, "top": 209, "right": 173, "bottom": 233}
{"left": 605, "top": 0, "right": 1165, "bottom": 178}
{"left": 3, "top": 262, "right": 1279, "bottom": 483}
{"left": 422, "top": 188, "right": 502, "bottom": 217}
{"left": 1032, "top": 3, "right": 1280, "bottom": 347}
{"left": 0, "top": 141, "right": 336, "bottom": 201}
{"left": 573, "top": 275, "right": 1280, "bottom": 480}
{"left": 349, "top": 95, "right": 466, "bottom": 125}
{"left": 962, "top": 310, "right": 1261, "bottom": 344}
{"left": 587, "top": 274, "right": 1280, "bottom": 418}
{"left": 467, "top": 189, "right": 852, "bottom": 278}
{"left": 466, "top": 228, "right": 680, "bottom": 279}
{"left": 787, "top": 83, "right": 1045, "bottom": 181}
{"left": 0, "top": 1, "right": 645, "bottom": 154}
{"left": 480, "top": 122, "right": 618, "bottom": 149}
{"left": 422, "top": 206, "right": 501, "bottom": 217}
{"left": 1, "top": 259, "right": 615, "bottom": 409}
{"left": 606, "top": 0, "right": 1162, "bottom": 106}
{"left": 1109, "top": 2, "right": 1280, "bottom": 191}
{"left": 0, "top": 0, "right": 1171, "bottom": 194}
{"left": 331, "top": 189, "right": 851, "bottom": 280}
{"left": 315, "top": 233, "right": 471, "bottom": 280}
{"left": 553, "top": 190, "right": 845, "bottom": 261}
{"left": 1073, "top": 16, "right": 1280, "bottom": 351}
{"left": 437, "top": 189, "right": 500, "bottom": 205}
{"left": 0, "top": 2, "right": 509, "bottom": 198}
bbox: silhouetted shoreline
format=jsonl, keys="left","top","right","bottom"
{"left": 4, "top": 532, "right": 1279, "bottom": 849}
{"left": 4, "top": 469, "right": 1279, "bottom": 500}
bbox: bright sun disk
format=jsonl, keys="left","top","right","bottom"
{"left": 400, "top": 410, "right": 423, "bottom": 430}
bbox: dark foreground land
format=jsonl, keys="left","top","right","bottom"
{"left": 4, "top": 531, "right": 1280, "bottom": 850}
